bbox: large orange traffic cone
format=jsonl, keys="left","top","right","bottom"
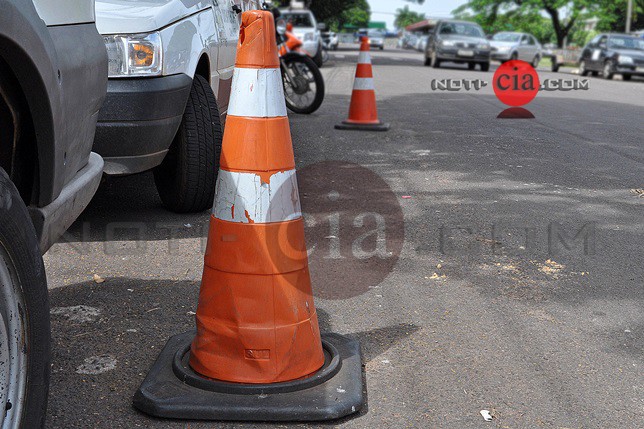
{"left": 335, "top": 37, "right": 390, "bottom": 131}
{"left": 134, "top": 11, "right": 364, "bottom": 422}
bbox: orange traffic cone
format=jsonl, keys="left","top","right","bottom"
{"left": 336, "top": 37, "right": 390, "bottom": 131}
{"left": 133, "top": 11, "right": 364, "bottom": 422}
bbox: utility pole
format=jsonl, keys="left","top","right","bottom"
{"left": 626, "top": 0, "right": 633, "bottom": 33}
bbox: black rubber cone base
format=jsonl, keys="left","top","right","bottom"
{"left": 335, "top": 120, "right": 390, "bottom": 131}
{"left": 133, "top": 331, "right": 365, "bottom": 421}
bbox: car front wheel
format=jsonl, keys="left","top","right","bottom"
{"left": 154, "top": 75, "right": 222, "bottom": 213}
{"left": 431, "top": 51, "right": 441, "bottom": 68}
{"left": 603, "top": 60, "right": 615, "bottom": 80}
{"left": 0, "top": 168, "right": 50, "bottom": 428}
{"left": 579, "top": 60, "right": 589, "bottom": 76}
{"left": 312, "top": 46, "right": 324, "bottom": 68}
{"left": 480, "top": 62, "right": 490, "bottom": 72}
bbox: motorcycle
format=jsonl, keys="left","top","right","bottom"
{"left": 264, "top": 3, "right": 325, "bottom": 114}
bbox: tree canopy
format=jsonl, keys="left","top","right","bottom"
{"left": 395, "top": 5, "right": 427, "bottom": 29}
{"left": 308, "top": 0, "right": 371, "bottom": 31}
{"left": 454, "top": 0, "right": 644, "bottom": 48}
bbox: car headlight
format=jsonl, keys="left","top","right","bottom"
{"left": 478, "top": 43, "right": 490, "bottom": 50}
{"left": 618, "top": 55, "right": 634, "bottom": 65}
{"left": 104, "top": 32, "right": 162, "bottom": 78}
{"left": 304, "top": 32, "right": 315, "bottom": 42}
{"left": 497, "top": 46, "right": 511, "bottom": 52}
{"left": 440, "top": 40, "right": 456, "bottom": 47}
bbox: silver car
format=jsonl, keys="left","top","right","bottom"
{"left": 491, "top": 32, "right": 542, "bottom": 67}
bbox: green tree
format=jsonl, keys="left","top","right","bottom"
{"left": 453, "top": 0, "right": 602, "bottom": 47}
{"left": 309, "top": 0, "right": 371, "bottom": 31}
{"left": 395, "top": 5, "right": 426, "bottom": 29}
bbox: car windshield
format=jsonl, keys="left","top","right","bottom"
{"left": 368, "top": 30, "right": 384, "bottom": 37}
{"left": 493, "top": 33, "right": 521, "bottom": 42}
{"left": 439, "top": 22, "right": 484, "bottom": 38}
{"left": 282, "top": 13, "right": 314, "bottom": 28}
{"left": 608, "top": 36, "right": 644, "bottom": 51}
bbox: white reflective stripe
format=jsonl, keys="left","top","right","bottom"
{"left": 213, "top": 170, "right": 302, "bottom": 224}
{"left": 227, "top": 68, "right": 287, "bottom": 118}
{"left": 358, "top": 51, "right": 371, "bottom": 64}
{"left": 353, "top": 78, "right": 375, "bottom": 91}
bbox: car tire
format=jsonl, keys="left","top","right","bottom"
{"left": 154, "top": 75, "right": 222, "bottom": 213}
{"left": 531, "top": 55, "right": 540, "bottom": 69}
{"left": 312, "top": 47, "right": 324, "bottom": 68}
{"left": 424, "top": 56, "right": 431, "bottom": 67}
{"left": 579, "top": 60, "right": 589, "bottom": 76}
{"left": 591, "top": 71, "right": 599, "bottom": 77}
{"left": 0, "top": 168, "right": 50, "bottom": 428}
{"left": 468, "top": 62, "right": 476, "bottom": 70}
{"left": 623, "top": 74, "right": 632, "bottom": 81}
{"left": 480, "top": 62, "right": 490, "bottom": 72}
{"left": 603, "top": 60, "right": 614, "bottom": 80}
{"left": 431, "top": 52, "right": 441, "bottom": 68}
{"left": 510, "top": 52, "right": 518, "bottom": 61}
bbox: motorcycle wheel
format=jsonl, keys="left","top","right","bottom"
{"left": 281, "top": 54, "right": 325, "bottom": 115}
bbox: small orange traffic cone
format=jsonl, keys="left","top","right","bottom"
{"left": 134, "top": 11, "right": 364, "bottom": 422}
{"left": 336, "top": 37, "right": 390, "bottom": 131}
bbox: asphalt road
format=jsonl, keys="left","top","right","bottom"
{"left": 44, "top": 46, "right": 643, "bottom": 428}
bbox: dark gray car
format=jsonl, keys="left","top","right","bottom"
{"left": 579, "top": 33, "right": 644, "bottom": 80}
{"left": 424, "top": 20, "right": 491, "bottom": 71}
{"left": 0, "top": 0, "right": 107, "bottom": 426}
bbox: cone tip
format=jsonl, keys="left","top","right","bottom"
{"left": 236, "top": 10, "right": 280, "bottom": 68}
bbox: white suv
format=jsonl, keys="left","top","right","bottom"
{"left": 93, "top": 0, "right": 261, "bottom": 213}
{"left": 280, "top": 8, "right": 324, "bottom": 67}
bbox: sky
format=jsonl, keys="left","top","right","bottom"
{"left": 368, "top": 0, "right": 469, "bottom": 29}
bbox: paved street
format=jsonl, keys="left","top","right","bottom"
{"left": 44, "top": 47, "right": 643, "bottom": 428}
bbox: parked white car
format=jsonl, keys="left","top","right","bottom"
{"left": 93, "top": 0, "right": 261, "bottom": 213}
{"left": 280, "top": 8, "right": 324, "bottom": 67}
{"left": 491, "top": 32, "right": 542, "bottom": 67}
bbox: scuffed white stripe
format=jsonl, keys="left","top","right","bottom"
{"left": 228, "top": 68, "right": 287, "bottom": 118}
{"left": 353, "top": 78, "right": 375, "bottom": 91}
{"left": 358, "top": 51, "right": 371, "bottom": 64}
{"left": 213, "top": 170, "right": 302, "bottom": 224}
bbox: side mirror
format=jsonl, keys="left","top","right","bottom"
{"left": 599, "top": 42, "right": 607, "bottom": 49}
{"left": 276, "top": 18, "right": 287, "bottom": 35}
{"left": 317, "top": 23, "right": 327, "bottom": 31}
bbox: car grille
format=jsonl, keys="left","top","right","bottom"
{"left": 455, "top": 42, "right": 477, "bottom": 49}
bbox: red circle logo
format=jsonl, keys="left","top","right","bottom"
{"left": 493, "top": 60, "right": 540, "bottom": 107}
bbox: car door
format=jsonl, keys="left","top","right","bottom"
{"left": 590, "top": 35, "right": 608, "bottom": 70}
{"left": 518, "top": 34, "right": 531, "bottom": 61}
{"left": 211, "top": 0, "right": 240, "bottom": 116}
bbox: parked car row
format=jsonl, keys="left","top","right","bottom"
{"left": 0, "top": 0, "right": 263, "bottom": 426}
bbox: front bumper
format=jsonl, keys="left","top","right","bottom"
{"left": 437, "top": 47, "right": 491, "bottom": 62}
{"left": 615, "top": 64, "right": 644, "bottom": 75}
{"left": 370, "top": 40, "right": 384, "bottom": 48}
{"left": 93, "top": 74, "right": 193, "bottom": 175}
{"left": 491, "top": 50, "right": 512, "bottom": 61}
{"left": 302, "top": 40, "right": 320, "bottom": 57}
{"left": 29, "top": 152, "right": 104, "bottom": 253}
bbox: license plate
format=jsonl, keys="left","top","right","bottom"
{"left": 458, "top": 49, "right": 474, "bottom": 57}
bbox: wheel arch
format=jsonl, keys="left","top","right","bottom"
{"left": 0, "top": 38, "right": 55, "bottom": 208}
